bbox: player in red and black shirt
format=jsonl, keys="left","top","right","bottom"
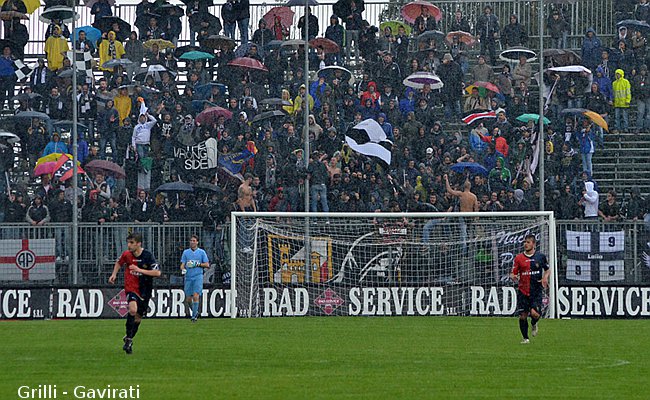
{"left": 109, "top": 232, "right": 160, "bottom": 354}
{"left": 510, "top": 234, "right": 550, "bottom": 344}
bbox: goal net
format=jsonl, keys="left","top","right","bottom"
{"left": 230, "top": 212, "right": 557, "bottom": 318}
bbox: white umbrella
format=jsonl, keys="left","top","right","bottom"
{"left": 0, "top": 130, "right": 20, "bottom": 144}
{"left": 403, "top": 72, "right": 444, "bottom": 90}
{"left": 39, "top": 6, "right": 80, "bottom": 23}
{"left": 548, "top": 65, "right": 592, "bottom": 74}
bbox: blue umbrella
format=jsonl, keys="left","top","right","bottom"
{"left": 234, "top": 42, "right": 264, "bottom": 58}
{"left": 285, "top": 0, "right": 318, "bottom": 6}
{"left": 195, "top": 82, "right": 227, "bottom": 99}
{"left": 179, "top": 51, "right": 215, "bottom": 61}
{"left": 73, "top": 26, "right": 102, "bottom": 44}
{"left": 191, "top": 99, "right": 218, "bottom": 113}
{"left": 450, "top": 162, "right": 488, "bottom": 176}
{"left": 155, "top": 182, "right": 194, "bottom": 192}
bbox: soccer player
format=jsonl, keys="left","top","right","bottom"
{"left": 510, "top": 234, "right": 550, "bottom": 344}
{"left": 180, "top": 235, "right": 210, "bottom": 322}
{"left": 109, "top": 232, "right": 161, "bottom": 354}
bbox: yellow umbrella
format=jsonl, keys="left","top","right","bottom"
{"left": 583, "top": 110, "right": 609, "bottom": 132}
{"left": 143, "top": 39, "right": 175, "bottom": 51}
{"left": 0, "top": 0, "right": 41, "bottom": 14}
{"left": 36, "top": 153, "right": 80, "bottom": 167}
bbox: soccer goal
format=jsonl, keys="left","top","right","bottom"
{"left": 230, "top": 212, "right": 558, "bottom": 319}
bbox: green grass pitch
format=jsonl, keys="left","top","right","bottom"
{"left": 0, "top": 317, "right": 647, "bottom": 399}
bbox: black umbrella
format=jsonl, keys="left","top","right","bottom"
{"left": 260, "top": 98, "right": 292, "bottom": 106}
{"left": 417, "top": 30, "right": 445, "bottom": 43}
{"left": 11, "top": 92, "right": 42, "bottom": 102}
{"left": 193, "top": 182, "right": 222, "bottom": 193}
{"left": 202, "top": 35, "right": 236, "bottom": 50}
{"left": 561, "top": 108, "right": 588, "bottom": 116}
{"left": 39, "top": 6, "right": 79, "bottom": 23}
{"left": 11, "top": 111, "right": 50, "bottom": 120}
{"left": 174, "top": 45, "right": 202, "bottom": 58}
{"left": 155, "top": 182, "right": 194, "bottom": 192}
{"left": 57, "top": 69, "right": 87, "bottom": 81}
{"left": 189, "top": 12, "right": 220, "bottom": 27}
{"left": 93, "top": 16, "right": 131, "bottom": 36}
{"left": 252, "top": 110, "right": 285, "bottom": 123}
{"left": 53, "top": 120, "right": 89, "bottom": 131}
{"left": 617, "top": 19, "right": 650, "bottom": 34}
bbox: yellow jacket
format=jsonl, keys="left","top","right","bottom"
{"left": 44, "top": 35, "right": 68, "bottom": 71}
{"left": 612, "top": 69, "right": 631, "bottom": 108}
{"left": 114, "top": 94, "right": 132, "bottom": 125}
{"left": 99, "top": 32, "right": 125, "bottom": 72}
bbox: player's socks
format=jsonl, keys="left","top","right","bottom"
{"left": 131, "top": 322, "right": 140, "bottom": 339}
{"left": 191, "top": 301, "right": 199, "bottom": 319}
{"left": 519, "top": 318, "right": 529, "bottom": 340}
{"left": 531, "top": 317, "right": 539, "bottom": 337}
{"left": 125, "top": 314, "right": 135, "bottom": 338}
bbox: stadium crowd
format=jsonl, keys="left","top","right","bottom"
{"left": 0, "top": 0, "right": 649, "bottom": 248}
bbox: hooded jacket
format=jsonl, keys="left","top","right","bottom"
{"left": 593, "top": 67, "right": 613, "bottom": 101}
{"left": 581, "top": 28, "right": 602, "bottom": 69}
{"left": 582, "top": 181, "right": 599, "bottom": 217}
{"left": 612, "top": 69, "right": 632, "bottom": 108}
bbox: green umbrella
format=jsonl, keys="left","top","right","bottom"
{"left": 379, "top": 20, "right": 412, "bottom": 36}
{"left": 179, "top": 51, "right": 215, "bottom": 61}
{"left": 516, "top": 113, "right": 551, "bottom": 125}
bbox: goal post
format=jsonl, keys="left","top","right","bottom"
{"left": 230, "top": 211, "right": 558, "bottom": 319}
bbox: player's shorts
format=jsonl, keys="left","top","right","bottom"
{"left": 126, "top": 292, "right": 150, "bottom": 317}
{"left": 184, "top": 275, "right": 203, "bottom": 297}
{"left": 516, "top": 290, "right": 543, "bottom": 315}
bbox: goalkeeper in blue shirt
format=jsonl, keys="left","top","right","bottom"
{"left": 180, "top": 235, "right": 210, "bottom": 322}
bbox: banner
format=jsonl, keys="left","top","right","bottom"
{"left": 558, "top": 286, "right": 650, "bottom": 318}
{"left": 0, "top": 239, "right": 56, "bottom": 281}
{"left": 173, "top": 137, "right": 219, "bottom": 172}
{"left": 565, "top": 230, "right": 625, "bottom": 282}
{"left": 0, "top": 289, "right": 51, "bottom": 319}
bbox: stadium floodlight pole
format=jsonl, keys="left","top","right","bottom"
{"left": 303, "top": 0, "right": 311, "bottom": 282}
{"left": 71, "top": 3, "right": 79, "bottom": 284}
{"left": 538, "top": 0, "right": 545, "bottom": 211}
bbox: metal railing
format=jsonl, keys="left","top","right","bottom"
{"left": 7, "top": 0, "right": 615, "bottom": 58}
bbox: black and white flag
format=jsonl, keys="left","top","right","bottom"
{"left": 345, "top": 119, "right": 393, "bottom": 165}
{"left": 13, "top": 59, "right": 34, "bottom": 81}
{"left": 66, "top": 50, "right": 94, "bottom": 78}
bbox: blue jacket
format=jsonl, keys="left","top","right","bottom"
{"left": 42, "top": 140, "right": 69, "bottom": 157}
{"left": 575, "top": 128, "right": 599, "bottom": 154}
{"left": 581, "top": 28, "right": 602, "bottom": 69}
{"left": 594, "top": 67, "right": 613, "bottom": 101}
{"left": 0, "top": 56, "right": 14, "bottom": 77}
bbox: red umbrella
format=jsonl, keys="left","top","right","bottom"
{"left": 84, "top": 159, "right": 126, "bottom": 179}
{"left": 34, "top": 162, "right": 57, "bottom": 176}
{"left": 196, "top": 106, "right": 234, "bottom": 126}
{"left": 401, "top": 0, "right": 442, "bottom": 24}
{"left": 309, "top": 37, "right": 340, "bottom": 54}
{"left": 466, "top": 81, "right": 501, "bottom": 94}
{"left": 445, "top": 31, "right": 476, "bottom": 46}
{"left": 227, "top": 57, "right": 269, "bottom": 72}
{"left": 263, "top": 6, "right": 294, "bottom": 29}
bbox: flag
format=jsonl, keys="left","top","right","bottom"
{"left": 462, "top": 111, "right": 497, "bottom": 125}
{"left": 345, "top": 119, "right": 393, "bottom": 165}
{"left": 53, "top": 154, "right": 84, "bottom": 182}
{"left": 66, "top": 50, "right": 94, "bottom": 79}
{"left": 0, "top": 239, "right": 56, "bottom": 281}
{"left": 13, "top": 59, "right": 35, "bottom": 81}
{"left": 218, "top": 148, "right": 256, "bottom": 177}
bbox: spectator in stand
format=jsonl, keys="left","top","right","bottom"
{"left": 575, "top": 119, "right": 598, "bottom": 176}
{"left": 631, "top": 29, "right": 646, "bottom": 68}
{"left": 612, "top": 68, "right": 632, "bottom": 132}
{"left": 501, "top": 14, "right": 527, "bottom": 48}
{"left": 44, "top": 25, "right": 69, "bottom": 72}
{"left": 0, "top": 45, "right": 16, "bottom": 110}
{"left": 42, "top": 132, "right": 68, "bottom": 156}
{"left": 235, "top": 0, "right": 250, "bottom": 44}
{"left": 636, "top": 0, "right": 650, "bottom": 22}
{"left": 90, "top": 0, "right": 113, "bottom": 24}
{"left": 414, "top": 5, "right": 437, "bottom": 32}
{"left": 26, "top": 195, "right": 50, "bottom": 226}
{"left": 624, "top": 187, "right": 646, "bottom": 220}
{"left": 298, "top": 6, "right": 319, "bottom": 41}
{"left": 222, "top": 0, "right": 237, "bottom": 40}
{"left": 475, "top": 5, "right": 499, "bottom": 64}
{"left": 341, "top": 0, "right": 363, "bottom": 65}
{"left": 584, "top": 82, "right": 610, "bottom": 141}
{"left": 599, "top": 190, "right": 621, "bottom": 222}
{"left": 614, "top": 40, "right": 635, "bottom": 77}
{"left": 252, "top": 19, "right": 273, "bottom": 48}
{"left": 98, "top": 31, "right": 125, "bottom": 79}
{"left": 449, "top": 9, "right": 470, "bottom": 33}
{"left": 633, "top": 64, "right": 650, "bottom": 132}
{"left": 513, "top": 55, "right": 532, "bottom": 88}
{"left": 437, "top": 53, "right": 463, "bottom": 122}
{"left": 547, "top": 10, "right": 570, "bottom": 49}
{"left": 124, "top": 31, "right": 144, "bottom": 81}
{"left": 325, "top": 15, "right": 345, "bottom": 66}
{"left": 472, "top": 54, "right": 494, "bottom": 83}
{"left": 581, "top": 28, "right": 602, "bottom": 71}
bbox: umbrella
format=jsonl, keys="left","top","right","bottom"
{"left": 143, "top": 39, "right": 175, "bottom": 51}
{"left": 266, "top": 40, "right": 283, "bottom": 50}
{"left": 191, "top": 99, "right": 218, "bottom": 112}
{"left": 227, "top": 57, "right": 268, "bottom": 72}
{"left": 73, "top": 26, "right": 102, "bottom": 44}
{"left": 85, "top": 0, "right": 115, "bottom": 7}
{"left": 12, "top": 110, "right": 50, "bottom": 120}
{"left": 543, "top": 49, "right": 581, "bottom": 66}
{"left": 380, "top": 20, "right": 412, "bottom": 36}
{"left": 84, "top": 159, "right": 126, "bottom": 179}
{"left": 180, "top": 51, "right": 215, "bottom": 60}
{"left": 617, "top": 19, "right": 650, "bottom": 34}
{"left": 416, "top": 30, "right": 445, "bottom": 43}
{"left": 263, "top": 6, "right": 294, "bottom": 28}
{"left": 317, "top": 65, "right": 355, "bottom": 84}
{"left": 499, "top": 47, "right": 537, "bottom": 62}
{"left": 234, "top": 42, "right": 263, "bottom": 58}
{"left": 35, "top": 152, "right": 75, "bottom": 166}
{"left": 560, "top": 108, "right": 588, "bottom": 116}
{"left": 155, "top": 182, "right": 194, "bottom": 192}
{"left": 57, "top": 68, "right": 86, "bottom": 80}
{"left": 53, "top": 120, "right": 89, "bottom": 131}
{"left": 34, "top": 162, "right": 57, "bottom": 176}
{"left": 196, "top": 106, "right": 233, "bottom": 126}
{"left": 93, "top": 16, "right": 130, "bottom": 35}
{"left": 195, "top": 82, "right": 227, "bottom": 99}
{"left": 450, "top": 162, "right": 488, "bottom": 175}
{"left": 39, "top": 6, "right": 79, "bottom": 23}
{"left": 260, "top": 98, "right": 292, "bottom": 106}
{"left": 309, "top": 37, "right": 340, "bottom": 54}
{"left": 516, "top": 113, "right": 551, "bottom": 125}
{"left": 201, "top": 35, "right": 236, "bottom": 50}
{"left": 0, "top": 11, "right": 29, "bottom": 20}
{"left": 11, "top": 92, "right": 41, "bottom": 102}
{"left": 102, "top": 58, "right": 133, "bottom": 69}
{"left": 134, "top": 65, "right": 176, "bottom": 82}
{"left": 193, "top": 182, "right": 222, "bottom": 193}
{"left": 548, "top": 65, "right": 592, "bottom": 74}
{"left": 0, "top": 130, "right": 20, "bottom": 144}
{"left": 403, "top": 72, "right": 443, "bottom": 89}
{"left": 584, "top": 110, "right": 609, "bottom": 132}
{"left": 285, "top": 0, "right": 318, "bottom": 6}
{"left": 445, "top": 31, "right": 476, "bottom": 46}
{"left": 174, "top": 45, "right": 202, "bottom": 58}
{"left": 157, "top": 3, "right": 183, "bottom": 15}
{"left": 401, "top": 0, "right": 442, "bottom": 24}
{"left": 252, "top": 110, "right": 285, "bottom": 123}
{"left": 461, "top": 111, "right": 497, "bottom": 125}
{"left": 188, "top": 12, "right": 219, "bottom": 27}
{"left": 1, "top": 0, "right": 40, "bottom": 14}
{"left": 281, "top": 39, "right": 307, "bottom": 48}
{"left": 466, "top": 81, "right": 500, "bottom": 94}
